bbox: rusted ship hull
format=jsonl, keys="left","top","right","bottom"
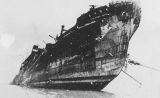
{"left": 29, "top": 75, "right": 116, "bottom": 91}
{"left": 13, "top": 0, "right": 141, "bottom": 91}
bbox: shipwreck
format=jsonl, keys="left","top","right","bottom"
{"left": 13, "top": 0, "right": 141, "bottom": 91}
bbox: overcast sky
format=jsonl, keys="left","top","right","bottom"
{"left": 0, "top": 0, "right": 160, "bottom": 97}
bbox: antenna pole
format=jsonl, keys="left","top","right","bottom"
{"left": 122, "top": 70, "right": 142, "bottom": 87}
{"left": 43, "top": 40, "right": 46, "bottom": 44}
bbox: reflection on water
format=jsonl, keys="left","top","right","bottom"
{"left": 37, "top": 88, "right": 116, "bottom": 98}
{"left": 0, "top": 84, "right": 117, "bottom": 98}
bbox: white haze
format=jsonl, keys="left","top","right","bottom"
{"left": 0, "top": 0, "right": 160, "bottom": 98}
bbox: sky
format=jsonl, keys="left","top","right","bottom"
{"left": 0, "top": 0, "right": 160, "bottom": 98}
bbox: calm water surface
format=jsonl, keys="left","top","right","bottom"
{"left": 0, "top": 84, "right": 118, "bottom": 98}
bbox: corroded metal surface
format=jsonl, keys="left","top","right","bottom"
{"left": 13, "top": 0, "right": 141, "bottom": 91}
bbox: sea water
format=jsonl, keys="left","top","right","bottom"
{"left": 0, "top": 84, "right": 117, "bottom": 98}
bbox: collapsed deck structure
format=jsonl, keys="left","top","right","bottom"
{"left": 13, "top": 0, "right": 141, "bottom": 91}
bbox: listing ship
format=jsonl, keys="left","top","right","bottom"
{"left": 13, "top": 0, "right": 141, "bottom": 91}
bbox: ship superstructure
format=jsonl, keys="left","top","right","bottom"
{"left": 13, "top": 1, "right": 141, "bottom": 91}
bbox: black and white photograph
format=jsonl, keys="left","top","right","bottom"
{"left": 0, "top": 0, "right": 159, "bottom": 98}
